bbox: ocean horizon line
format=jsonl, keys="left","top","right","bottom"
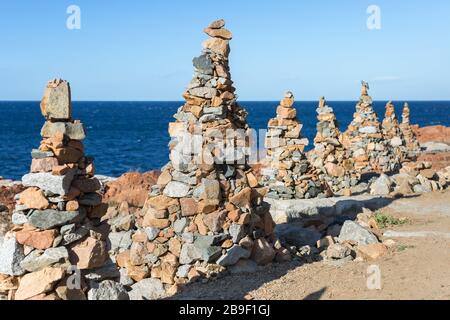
{"left": 1, "top": 99, "right": 450, "bottom": 103}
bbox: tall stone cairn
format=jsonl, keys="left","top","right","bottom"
{"left": 309, "top": 97, "right": 355, "bottom": 195}
{"left": 120, "top": 20, "right": 278, "bottom": 297}
{"left": 381, "top": 101, "right": 408, "bottom": 162}
{"left": 343, "top": 81, "right": 400, "bottom": 175}
{"left": 400, "top": 102, "right": 421, "bottom": 160}
{"left": 262, "top": 92, "right": 326, "bottom": 200}
{"left": 0, "top": 79, "right": 109, "bottom": 300}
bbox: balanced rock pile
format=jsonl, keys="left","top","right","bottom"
{"left": 262, "top": 92, "right": 326, "bottom": 200}
{"left": 343, "top": 82, "right": 400, "bottom": 176}
{"left": 400, "top": 103, "right": 421, "bottom": 160}
{"left": 309, "top": 97, "right": 355, "bottom": 195}
{"left": 0, "top": 79, "right": 110, "bottom": 300}
{"left": 381, "top": 101, "right": 408, "bottom": 162}
{"left": 108, "top": 20, "right": 281, "bottom": 299}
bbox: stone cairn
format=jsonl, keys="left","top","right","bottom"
{"left": 0, "top": 79, "right": 108, "bottom": 300}
{"left": 309, "top": 97, "right": 355, "bottom": 195}
{"left": 400, "top": 102, "right": 421, "bottom": 160}
{"left": 261, "top": 92, "right": 326, "bottom": 200}
{"left": 381, "top": 101, "right": 408, "bottom": 163}
{"left": 112, "top": 20, "right": 283, "bottom": 299}
{"left": 343, "top": 81, "right": 400, "bottom": 176}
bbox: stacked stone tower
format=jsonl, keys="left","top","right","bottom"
{"left": 118, "top": 20, "right": 278, "bottom": 296}
{"left": 262, "top": 92, "right": 325, "bottom": 200}
{"left": 400, "top": 102, "right": 421, "bottom": 160}
{"left": 309, "top": 97, "right": 355, "bottom": 195}
{"left": 0, "top": 79, "right": 107, "bottom": 300}
{"left": 343, "top": 82, "right": 400, "bottom": 176}
{"left": 382, "top": 101, "right": 407, "bottom": 162}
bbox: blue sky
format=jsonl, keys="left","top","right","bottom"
{"left": 0, "top": 0, "right": 449, "bottom": 101}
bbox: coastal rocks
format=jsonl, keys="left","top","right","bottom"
{"left": 400, "top": 103, "right": 421, "bottom": 160}
{"left": 103, "top": 171, "right": 160, "bottom": 207}
{"left": 343, "top": 82, "right": 400, "bottom": 176}
{"left": 108, "top": 20, "right": 280, "bottom": 295}
{"left": 382, "top": 101, "right": 408, "bottom": 163}
{"left": 0, "top": 79, "right": 109, "bottom": 300}
{"left": 262, "top": 92, "right": 326, "bottom": 200}
{"left": 309, "top": 97, "right": 355, "bottom": 195}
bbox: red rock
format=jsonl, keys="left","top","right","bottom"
{"left": 180, "top": 198, "right": 198, "bottom": 216}
{"left": 204, "top": 27, "right": 233, "bottom": 40}
{"left": 143, "top": 217, "right": 171, "bottom": 229}
{"left": 357, "top": 243, "right": 388, "bottom": 261}
{"left": 30, "top": 158, "right": 58, "bottom": 173}
{"left": 203, "top": 210, "right": 227, "bottom": 232}
{"left": 414, "top": 125, "right": 450, "bottom": 145}
{"left": 69, "top": 237, "right": 107, "bottom": 270}
{"left": 15, "top": 267, "right": 65, "bottom": 300}
{"left": 103, "top": 171, "right": 160, "bottom": 207}
{"left": 161, "top": 262, "right": 176, "bottom": 285}
{"left": 230, "top": 187, "right": 252, "bottom": 208}
{"left": 16, "top": 228, "right": 58, "bottom": 250}
{"left": 19, "top": 187, "right": 49, "bottom": 210}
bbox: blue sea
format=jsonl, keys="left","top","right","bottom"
{"left": 0, "top": 101, "right": 449, "bottom": 180}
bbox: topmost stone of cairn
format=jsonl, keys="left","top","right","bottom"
{"left": 40, "top": 79, "right": 72, "bottom": 121}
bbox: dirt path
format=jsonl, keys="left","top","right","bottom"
{"left": 171, "top": 190, "right": 450, "bottom": 300}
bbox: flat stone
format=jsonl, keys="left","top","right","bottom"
{"left": 19, "top": 187, "right": 49, "bottom": 210}
{"left": 28, "top": 209, "right": 83, "bottom": 230}
{"left": 163, "top": 181, "right": 190, "bottom": 198}
{"left": 357, "top": 243, "right": 388, "bottom": 260}
{"left": 20, "top": 247, "right": 68, "bottom": 272}
{"left": 31, "top": 149, "right": 54, "bottom": 160}
{"left": 15, "top": 267, "right": 65, "bottom": 300}
{"left": 16, "top": 229, "right": 58, "bottom": 250}
{"left": 216, "top": 245, "right": 251, "bottom": 267}
{"left": 31, "top": 157, "right": 59, "bottom": 173}
{"left": 87, "top": 280, "right": 129, "bottom": 300}
{"left": 128, "top": 278, "right": 165, "bottom": 300}
{"left": 22, "top": 170, "right": 76, "bottom": 196}
{"left": 228, "top": 259, "right": 260, "bottom": 274}
{"left": 41, "top": 121, "right": 86, "bottom": 140}
{"left": 0, "top": 236, "right": 25, "bottom": 276}
{"left": 338, "top": 221, "right": 379, "bottom": 246}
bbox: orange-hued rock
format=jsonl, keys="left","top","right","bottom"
{"left": 19, "top": 187, "right": 49, "bottom": 210}
{"left": 357, "top": 243, "right": 388, "bottom": 261}
{"left": 69, "top": 237, "right": 107, "bottom": 270}
{"left": 31, "top": 157, "right": 59, "bottom": 173}
{"left": 103, "top": 171, "right": 160, "bottom": 207}
{"left": 16, "top": 228, "right": 58, "bottom": 250}
{"left": 413, "top": 125, "right": 450, "bottom": 145}
{"left": 15, "top": 267, "right": 65, "bottom": 300}
{"left": 66, "top": 200, "right": 79, "bottom": 211}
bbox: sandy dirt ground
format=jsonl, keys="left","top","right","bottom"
{"left": 170, "top": 190, "right": 450, "bottom": 300}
